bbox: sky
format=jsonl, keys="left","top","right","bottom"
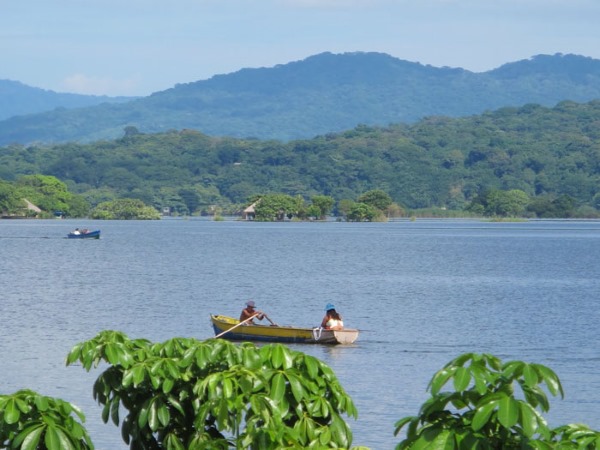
{"left": 1, "top": 0, "right": 599, "bottom": 97}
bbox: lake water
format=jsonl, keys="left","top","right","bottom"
{"left": 1, "top": 218, "right": 600, "bottom": 449}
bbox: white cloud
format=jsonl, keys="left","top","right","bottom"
{"left": 61, "top": 73, "right": 141, "bottom": 97}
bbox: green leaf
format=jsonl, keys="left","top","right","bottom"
{"left": 413, "top": 428, "right": 455, "bottom": 450}
{"left": 44, "top": 425, "right": 61, "bottom": 450}
{"left": 472, "top": 400, "right": 497, "bottom": 431}
{"left": 55, "top": 428, "right": 76, "bottom": 450}
{"left": 4, "top": 398, "right": 21, "bottom": 424}
{"left": 280, "top": 346, "right": 294, "bottom": 369}
{"left": 149, "top": 400, "right": 159, "bottom": 431}
{"left": 165, "top": 432, "right": 185, "bottom": 450}
{"left": 394, "top": 416, "right": 416, "bottom": 436}
{"left": 167, "top": 395, "right": 185, "bottom": 416}
{"left": 158, "top": 403, "right": 171, "bottom": 427}
{"left": 110, "top": 397, "right": 120, "bottom": 426}
{"left": 222, "top": 377, "right": 233, "bottom": 398}
{"left": 287, "top": 373, "right": 306, "bottom": 403}
{"left": 163, "top": 377, "right": 175, "bottom": 394}
{"left": 519, "top": 402, "right": 538, "bottom": 437}
{"left": 33, "top": 395, "right": 49, "bottom": 412}
{"left": 533, "top": 364, "right": 564, "bottom": 398}
{"left": 138, "top": 404, "right": 149, "bottom": 428}
{"left": 451, "top": 353, "right": 474, "bottom": 367}
{"left": 319, "top": 426, "right": 332, "bottom": 445}
{"left": 497, "top": 396, "right": 519, "bottom": 429}
{"left": 271, "top": 345, "right": 284, "bottom": 369}
{"left": 217, "top": 397, "right": 229, "bottom": 429}
{"left": 453, "top": 366, "right": 471, "bottom": 392}
{"left": 132, "top": 365, "right": 146, "bottom": 386}
{"left": 101, "top": 402, "right": 110, "bottom": 423}
{"left": 14, "top": 424, "right": 44, "bottom": 450}
{"left": 270, "top": 372, "right": 286, "bottom": 402}
{"left": 470, "top": 364, "right": 489, "bottom": 395}
{"left": 430, "top": 368, "right": 454, "bottom": 395}
{"left": 166, "top": 360, "right": 181, "bottom": 379}
{"left": 105, "top": 343, "right": 120, "bottom": 365}
{"left": 304, "top": 356, "right": 319, "bottom": 379}
{"left": 502, "top": 360, "right": 523, "bottom": 379}
{"left": 483, "top": 353, "right": 502, "bottom": 371}
{"left": 22, "top": 427, "right": 45, "bottom": 450}
{"left": 122, "top": 369, "right": 134, "bottom": 387}
{"left": 65, "top": 344, "right": 82, "bottom": 365}
{"left": 523, "top": 363, "right": 538, "bottom": 387}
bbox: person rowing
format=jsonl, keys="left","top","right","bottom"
{"left": 239, "top": 300, "right": 266, "bottom": 325}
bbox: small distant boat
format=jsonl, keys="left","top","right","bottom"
{"left": 210, "top": 314, "right": 359, "bottom": 345}
{"left": 67, "top": 229, "right": 101, "bottom": 239}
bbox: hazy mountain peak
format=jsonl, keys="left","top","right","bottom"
{"left": 1, "top": 52, "right": 599, "bottom": 145}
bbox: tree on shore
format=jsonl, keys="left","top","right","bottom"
{"left": 90, "top": 198, "right": 160, "bottom": 219}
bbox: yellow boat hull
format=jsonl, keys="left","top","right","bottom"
{"left": 211, "top": 315, "right": 358, "bottom": 345}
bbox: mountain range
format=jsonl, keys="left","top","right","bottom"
{"left": 0, "top": 79, "right": 134, "bottom": 121}
{"left": 1, "top": 51, "right": 599, "bottom": 146}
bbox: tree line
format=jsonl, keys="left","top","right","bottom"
{"left": 1, "top": 100, "right": 600, "bottom": 219}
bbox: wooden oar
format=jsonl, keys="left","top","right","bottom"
{"left": 263, "top": 314, "right": 278, "bottom": 326}
{"left": 214, "top": 313, "right": 259, "bottom": 339}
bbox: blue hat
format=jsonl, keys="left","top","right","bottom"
{"left": 325, "top": 303, "right": 336, "bottom": 312}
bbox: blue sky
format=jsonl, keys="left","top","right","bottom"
{"left": 1, "top": 0, "right": 599, "bottom": 96}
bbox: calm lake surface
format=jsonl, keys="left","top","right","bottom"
{"left": 1, "top": 219, "right": 600, "bottom": 449}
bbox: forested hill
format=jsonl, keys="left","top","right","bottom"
{"left": 1, "top": 99, "right": 599, "bottom": 214}
{"left": 0, "top": 79, "right": 134, "bottom": 121}
{"left": 1, "top": 52, "right": 600, "bottom": 145}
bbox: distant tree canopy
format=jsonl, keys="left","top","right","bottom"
{"left": 251, "top": 194, "right": 336, "bottom": 221}
{"left": 1, "top": 100, "right": 600, "bottom": 219}
{"left": 310, "top": 195, "right": 335, "bottom": 220}
{"left": 0, "top": 180, "right": 25, "bottom": 214}
{"left": 357, "top": 190, "right": 393, "bottom": 211}
{"left": 90, "top": 198, "right": 160, "bottom": 220}
{"left": 0, "top": 175, "right": 89, "bottom": 217}
{"left": 466, "top": 189, "right": 531, "bottom": 218}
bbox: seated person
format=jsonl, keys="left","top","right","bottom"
{"left": 321, "top": 303, "right": 344, "bottom": 330}
{"left": 240, "top": 300, "right": 265, "bottom": 325}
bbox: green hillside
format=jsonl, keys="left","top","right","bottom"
{"left": 1, "top": 100, "right": 599, "bottom": 216}
{"left": 0, "top": 79, "right": 134, "bottom": 121}
{"left": 1, "top": 52, "right": 599, "bottom": 145}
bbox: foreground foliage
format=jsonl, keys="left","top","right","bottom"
{"left": 395, "top": 353, "right": 600, "bottom": 449}
{"left": 66, "top": 331, "right": 358, "bottom": 449}
{"left": 0, "top": 389, "right": 93, "bottom": 449}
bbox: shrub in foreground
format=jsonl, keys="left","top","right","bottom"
{"left": 0, "top": 389, "right": 93, "bottom": 449}
{"left": 66, "top": 331, "right": 359, "bottom": 449}
{"left": 395, "top": 353, "right": 600, "bottom": 449}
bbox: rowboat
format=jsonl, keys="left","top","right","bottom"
{"left": 67, "top": 229, "right": 101, "bottom": 239}
{"left": 210, "top": 314, "right": 359, "bottom": 345}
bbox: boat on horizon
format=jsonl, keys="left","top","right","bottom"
{"left": 67, "top": 229, "right": 101, "bottom": 239}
